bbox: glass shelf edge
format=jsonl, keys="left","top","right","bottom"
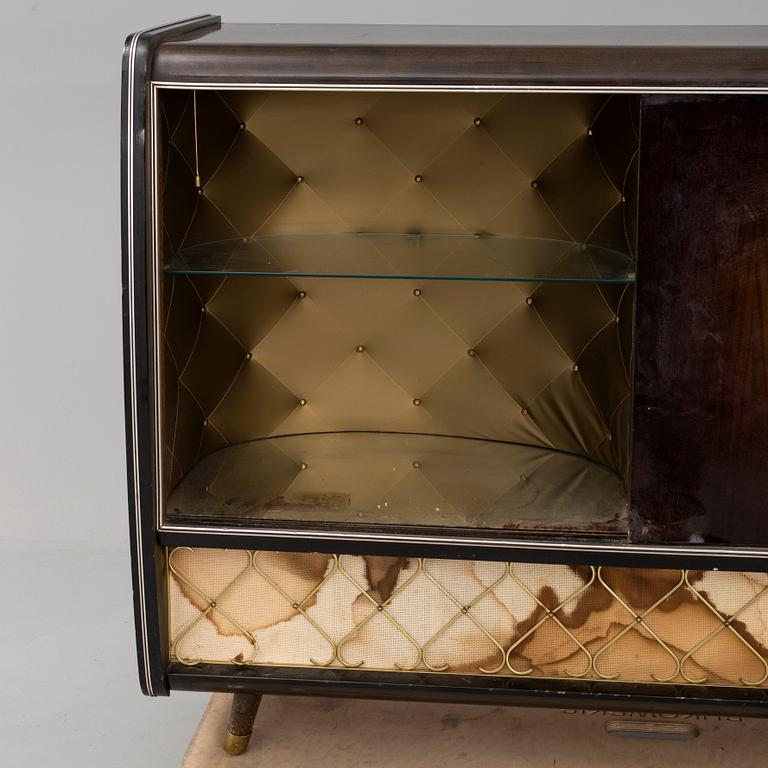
{"left": 165, "top": 234, "right": 635, "bottom": 284}
{"left": 162, "top": 268, "right": 635, "bottom": 284}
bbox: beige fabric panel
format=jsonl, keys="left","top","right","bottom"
{"left": 168, "top": 547, "right": 768, "bottom": 688}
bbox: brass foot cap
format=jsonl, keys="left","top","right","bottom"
{"left": 223, "top": 731, "right": 252, "bottom": 756}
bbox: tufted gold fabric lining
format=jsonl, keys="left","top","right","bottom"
{"left": 159, "top": 90, "right": 638, "bottom": 252}
{"left": 157, "top": 90, "right": 638, "bottom": 529}
{"left": 168, "top": 548, "right": 768, "bottom": 688}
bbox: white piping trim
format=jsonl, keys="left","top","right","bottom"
{"left": 158, "top": 522, "right": 768, "bottom": 563}
{"left": 151, "top": 82, "right": 768, "bottom": 95}
{"left": 126, "top": 25, "right": 155, "bottom": 698}
{"left": 150, "top": 87, "right": 164, "bottom": 546}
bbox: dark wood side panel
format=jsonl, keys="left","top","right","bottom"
{"left": 121, "top": 14, "right": 220, "bottom": 697}
{"left": 631, "top": 95, "right": 768, "bottom": 545}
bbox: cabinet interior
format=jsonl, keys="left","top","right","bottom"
{"left": 157, "top": 88, "right": 639, "bottom": 535}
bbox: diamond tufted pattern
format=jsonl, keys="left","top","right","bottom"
{"left": 158, "top": 90, "right": 638, "bottom": 518}
{"left": 160, "top": 90, "right": 638, "bottom": 245}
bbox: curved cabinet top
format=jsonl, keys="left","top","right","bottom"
{"left": 149, "top": 23, "right": 768, "bottom": 89}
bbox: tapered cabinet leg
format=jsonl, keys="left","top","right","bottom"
{"left": 223, "top": 692, "right": 263, "bottom": 756}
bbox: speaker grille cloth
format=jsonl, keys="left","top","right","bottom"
{"left": 168, "top": 548, "right": 768, "bottom": 687}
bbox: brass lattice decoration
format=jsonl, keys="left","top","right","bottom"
{"left": 168, "top": 548, "right": 768, "bottom": 687}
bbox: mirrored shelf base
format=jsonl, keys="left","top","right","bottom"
{"left": 166, "top": 432, "right": 627, "bottom": 534}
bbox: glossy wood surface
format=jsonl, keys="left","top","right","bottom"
{"left": 631, "top": 95, "right": 768, "bottom": 545}
{"left": 152, "top": 24, "right": 768, "bottom": 87}
{"left": 168, "top": 663, "right": 768, "bottom": 718}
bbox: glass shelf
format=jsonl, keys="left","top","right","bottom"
{"left": 166, "top": 432, "right": 627, "bottom": 533}
{"left": 166, "top": 233, "right": 635, "bottom": 284}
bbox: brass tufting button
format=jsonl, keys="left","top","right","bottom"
{"left": 467, "top": 348, "right": 477, "bottom": 357}
{"left": 298, "top": 398, "right": 307, "bottom": 406}
{"left": 201, "top": 306, "right": 207, "bottom": 314}
{"left": 531, "top": 180, "right": 539, "bottom": 189}
{"left": 414, "top": 174, "right": 423, "bottom": 183}
{"left": 587, "top": 128, "right": 594, "bottom": 136}
{"left": 245, "top": 352, "right": 252, "bottom": 360}
{"left": 521, "top": 408, "right": 529, "bottom": 416}
{"left": 413, "top": 398, "right": 422, "bottom": 406}
{"left": 292, "top": 603, "right": 299, "bottom": 609}
{"left": 473, "top": 117, "right": 482, "bottom": 127}
{"left": 525, "top": 297, "right": 533, "bottom": 306}
{"left": 573, "top": 363, "right": 579, "bottom": 372}
{"left": 412, "top": 461, "right": 421, "bottom": 469}
{"left": 413, "top": 288, "right": 422, "bottom": 297}
{"left": 300, "top": 462, "right": 308, "bottom": 470}
{"left": 297, "top": 290, "right": 307, "bottom": 299}
{"left": 355, "top": 345, "right": 365, "bottom": 353}
{"left": 203, "top": 419, "right": 209, "bottom": 427}
{"left": 239, "top": 122, "right": 246, "bottom": 131}
{"left": 354, "top": 116, "right": 364, "bottom": 126}
{"left": 621, "top": 195, "right": 626, "bottom": 203}
{"left": 296, "top": 175, "right": 304, "bottom": 183}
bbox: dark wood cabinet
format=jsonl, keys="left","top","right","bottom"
{"left": 123, "top": 18, "right": 768, "bottom": 744}
{"left": 632, "top": 95, "right": 768, "bottom": 546}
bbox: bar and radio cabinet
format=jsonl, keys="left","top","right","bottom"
{"left": 123, "top": 18, "right": 768, "bottom": 754}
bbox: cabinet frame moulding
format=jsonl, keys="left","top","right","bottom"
{"left": 147, "top": 81, "right": 768, "bottom": 572}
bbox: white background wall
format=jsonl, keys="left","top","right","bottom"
{"left": 2, "top": 2, "right": 768, "bottom": 765}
